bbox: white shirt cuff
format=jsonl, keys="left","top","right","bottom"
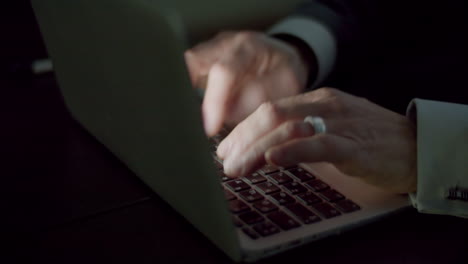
{"left": 268, "top": 16, "right": 337, "bottom": 88}
{"left": 407, "top": 99, "right": 468, "bottom": 218}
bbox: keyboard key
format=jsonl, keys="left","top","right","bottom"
{"left": 267, "top": 211, "right": 300, "bottom": 230}
{"left": 239, "top": 189, "right": 264, "bottom": 203}
{"left": 334, "top": 199, "right": 361, "bottom": 213}
{"left": 287, "top": 167, "right": 315, "bottom": 182}
{"left": 233, "top": 216, "right": 243, "bottom": 227}
{"left": 310, "top": 203, "right": 341, "bottom": 219}
{"left": 319, "top": 189, "right": 345, "bottom": 202}
{"left": 286, "top": 203, "right": 321, "bottom": 224}
{"left": 253, "top": 199, "right": 278, "bottom": 213}
{"left": 297, "top": 192, "right": 322, "bottom": 205}
{"left": 270, "top": 192, "right": 295, "bottom": 205}
{"left": 229, "top": 200, "right": 250, "bottom": 214}
{"left": 242, "top": 227, "right": 260, "bottom": 239}
{"left": 269, "top": 172, "right": 293, "bottom": 185}
{"left": 244, "top": 172, "right": 267, "bottom": 184}
{"left": 253, "top": 222, "right": 280, "bottom": 237}
{"left": 283, "top": 182, "right": 308, "bottom": 195}
{"left": 226, "top": 179, "right": 250, "bottom": 192}
{"left": 224, "top": 189, "right": 236, "bottom": 200}
{"left": 305, "top": 179, "right": 330, "bottom": 192}
{"left": 260, "top": 164, "right": 280, "bottom": 174}
{"left": 256, "top": 181, "right": 280, "bottom": 194}
{"left": 239, "top": 211, "right": 265, "bottom": 225}
{"left": 219, "top": 172, "right": 233, "bottom": 182}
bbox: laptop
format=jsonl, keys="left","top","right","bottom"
{"left": 32, "top": 0, "right": 410, "bottom": 262}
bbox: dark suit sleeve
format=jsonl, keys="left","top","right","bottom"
{"left": 290, "top": 1, "right": 410, "bottom": 80}
{"left": 285, "top": 0, "right": 465, "bottom": 100}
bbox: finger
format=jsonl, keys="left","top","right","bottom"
{"left": 217, "top": 94, "right": 329, "bottom": 160}
{"left": 223, "top": 120, "right": 316, "bottom": 177}
{"left": 184, "top": 32, "right": 235, "bottom": 88}
{"left": 224, "top": 70, "right": 305, "bottom": 123}
{"left": 202, "top": 63, "right": 236, "bottom": 136}
{"left": 203, "top": 53, "right": 253, "bottom": 136}
{"left": 222, "top": 80, "right": 270, "bottom": 126}
{"left": 265, "top": 134, "right": 355, "bottom": 167}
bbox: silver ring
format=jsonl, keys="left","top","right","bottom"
{"left": 304, "top": 116, "right": 327, "bottom": 134}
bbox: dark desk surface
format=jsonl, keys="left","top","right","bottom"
{"left": 2, "top": 75, "right": 467, "bottom": 264}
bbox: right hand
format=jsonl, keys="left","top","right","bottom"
{"left": 184, "top": 31, "right": 312, "bottom": 136}
{"left": 217, "top": 88, "right": 417, "bottom": 194}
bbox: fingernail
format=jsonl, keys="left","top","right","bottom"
{"left": 203, "top": 120, "right": 214, "bottom": 136}
{"left": 223, "top": 158, "right": 234, "bottom": 176}
{"left": 203, "top": 109, "right": 217, "bottom": 137}
{"left": 223, "top": 156, "right": 241, "bottom": 177}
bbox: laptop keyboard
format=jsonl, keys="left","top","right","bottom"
{"left": 210, "top": 135, "right": 361, "bottom": 240}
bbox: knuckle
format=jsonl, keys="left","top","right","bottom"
{"left": 316, "top": 87, "right": 338, "bottom": 98}
{"left": 258, "top": 101, "right": 283, "bottom": 124}
{"left": 315, "top": 88, "right": 346, "bottom": 114}
{"left": 358, "top": 96, "right": 370, "bottom": 104}
{"left": 235, "top": 31, "right": 257, "bottom": 42}
{"left": 184, "top": 49, "right": 197, "bottom": 62}
{"left": 328, "top": 96, "right": 345, "bottom": 113}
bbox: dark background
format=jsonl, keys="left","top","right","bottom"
{"left": 1, "top": 1, "right": 467, "bottom": 264}
{"left": 0, "top": 1, "right": 47, "bottom": 69}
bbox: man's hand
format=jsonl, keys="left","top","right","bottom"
{"left": 217, "top": 88, "right": 417, "bottom": 194}
{"left": 185, "top": 31, "right": 311, "bottom": 136}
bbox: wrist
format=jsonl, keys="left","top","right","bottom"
{"left": 273, "top": 34, "right": 318, "bottom": 90}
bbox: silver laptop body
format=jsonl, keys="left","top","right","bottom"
{"left": 32, "top": 0, "right": 410, "bottom": 262}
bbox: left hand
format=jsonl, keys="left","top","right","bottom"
{"left": 217, "top": 88, "right": 417, "bottom": 194}
{"left": 184, "top": 31, "right": 311, "bottom": 136}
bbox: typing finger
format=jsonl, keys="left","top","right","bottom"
{"left": 202, "top": 47, "right": 253, "bottom": 136}
{"left": 217, "top": 94, "right": 329, "bottom": 160}
{"left": 223, "top": 120, "right": 316, "bottom": 177}
{"left": 184, "top": 31, "right": 235, "bottom": 88}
